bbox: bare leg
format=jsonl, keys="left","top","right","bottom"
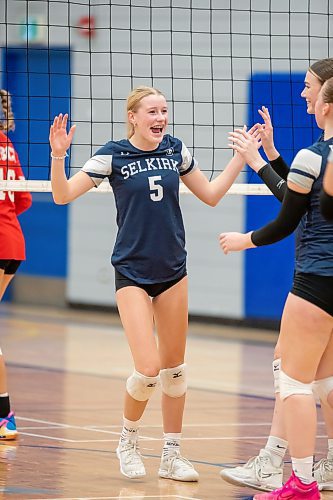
{"left": 115, "top": 285, "right": 159, "bottom": 479}
{"left": 279, "top": 294, "right": 333, "bottom": 480}
{"left": 153, "top": 276, "right": 188, "bottom": 434}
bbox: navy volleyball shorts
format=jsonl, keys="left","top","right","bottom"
{"left": 291, "top": 272, "right": 333, "bottom": 317}
{"left": 115, "top": 269, "right": 187, "bottom": 298}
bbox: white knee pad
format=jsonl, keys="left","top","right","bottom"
{"left": 126, "top": 370, "right": 159, "bottom": 402}
{"left": 279, "top": 369, "right": 313, "bottom": 401}
{"left": 272, "top": 358, "right": 281, "bottom": 394}
{"left": 160, "top": 363, "right": 187, "bottom": 398}
{"left": 313, "top": 377, "right": 333, "bottom": 405}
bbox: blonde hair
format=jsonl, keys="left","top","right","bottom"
{"left": 0, "top": 90, "right": 15, "bottom": 132}
{"left": 126, "top": 86, "right": 165, "bottom": 139}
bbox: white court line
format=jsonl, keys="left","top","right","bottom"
{"left": 16, "top": 415, "right": 329, "bottom": 444}
{"left": 17, "top": 432, "right": 330, "bottom": 444}
{"left": 30, "top": 496, "right": 200, "bottom": 500}
{"left": 16, "top": 416, "right": 157, "bottom": 440}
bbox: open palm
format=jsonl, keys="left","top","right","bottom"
{"left": 49, "top": 113, "right": 76, "bottom": 156}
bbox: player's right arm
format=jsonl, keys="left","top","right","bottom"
{"left": 50, "top": 113, "right": 94, "bottom": 204}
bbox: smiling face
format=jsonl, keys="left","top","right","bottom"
{"left": 314, "top": 88, "right": 326, "bottom": 129}
{"left": 314, "top": 80, "right": 333, "bottom": 131}
{"left": 128, "top": 93, "right": 168, "bottom": 150}
{"left": 301, "top": 70, "right": 323, "bottom": 114}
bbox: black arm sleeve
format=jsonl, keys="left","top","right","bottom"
{"left": 320, "top": 188, "right": 333, "bottom": 222}
{"left": 257, "top": 163, "right": 286, "bottom": 202}
{"left": 251, "top": 187, "right": 310, "bottom": 247}
{"left": 269, "top": 155, "right": 290, "bottom": 180}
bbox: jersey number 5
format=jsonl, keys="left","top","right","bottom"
{"left": 149, "top": 175, "right": 163, "bottom": 202}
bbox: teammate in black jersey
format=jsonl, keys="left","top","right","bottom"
{"left": 220, "top": 78, "right": 333, "bottom": 500}
{"left": 220, "top": 58, "right": 333, "bottom": 494}
{"left": 49, "top": 86, "right": 248, "bottom": 482}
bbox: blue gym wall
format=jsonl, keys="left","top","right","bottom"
{"left": 245, "top": 73, "right": 320, "bottom": 320}
{"left": 2, "top": 47, "right": 70, "bottom": 283}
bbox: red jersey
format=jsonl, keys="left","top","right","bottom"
{"left": 0, "top": 131, "right": 32, "bottom": 260}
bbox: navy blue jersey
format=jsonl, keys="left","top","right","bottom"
{"left": 288, "top": 137, "right": 333, "bottom": 276}
{"left": 294, "top": 132, "right": 325, "bottom": 263}
{"left": 81, "top": 134, "right": 197, "bottom": 283}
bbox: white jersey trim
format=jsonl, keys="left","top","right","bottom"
{"left": 288, "top": 148, "right": 321, "bottom": 191}
{"left": 81, "top": 154, "right": 112, "bottom": 186}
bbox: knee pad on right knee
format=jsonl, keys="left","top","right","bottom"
{"left": 126, "top": 370, "right": 159, "bottom": 402}
{"left": 313, "top": 377, "right": 333, "bottom": 405}
{"left": 279, "top": 369, "right": 313, "bottom": 401}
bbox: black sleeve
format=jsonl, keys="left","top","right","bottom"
{"left": 320, "top": 188, "right": 333, "bottom": 222}
{"left": 257, "top": 163, "right": 286, "bottom": 202}
{"left": 269, "top": 155, "right": 290, "bottom": 180}
{"left": 251, "top": 187, "right": 310, "bottom": 247}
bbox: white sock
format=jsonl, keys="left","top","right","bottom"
{"left": 327, "top": 439, "right": 333, "bottom": 460}
{"left": 265, "top": 435, "right": 288, "bottom": 467}
{"left": 292, "top": 456, "right": 314, "bottom": 484}
{"left": 162, "top": 432, "right": 181, "bottom": 459}
{"left": 120, "top": 416, "right": 140, "bottom": 443}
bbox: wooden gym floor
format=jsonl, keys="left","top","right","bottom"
{"left": 0, "top": 303, "right": 332, "bottom": 500}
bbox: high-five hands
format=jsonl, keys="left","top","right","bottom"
{"left": 228, "top": 125, "right": 266, "bottom": 173}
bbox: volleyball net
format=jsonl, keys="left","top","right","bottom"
{"left": 0, "top": 0, "right": 331, "bottom": 194}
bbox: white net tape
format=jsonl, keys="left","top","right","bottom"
{"left": 0, "top": 180, "right": 272, "bottom": 195}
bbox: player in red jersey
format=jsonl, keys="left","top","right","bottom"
{"left": 0, "top": 90, "right": 32, "bottom": 439}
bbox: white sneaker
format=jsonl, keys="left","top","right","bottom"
{"left": 158, "top": 452, "right": 199, "bottom": 482}
{"left": 116, "top": 440, "right": 146, "bottom": 479}
{"left": 313, "top": 458, "right": 333, "bottom": 491}
{"left": 220, "top": 449, "right": 283, "bottom": 492}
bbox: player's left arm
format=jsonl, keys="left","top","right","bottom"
{"left": 219, "top": 148, "right": 317, "bottom": 254}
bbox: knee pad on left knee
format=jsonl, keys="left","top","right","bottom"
{"left": 313, "top": 377, "right": 333, "bottom": 405}
{"left": 160, "top": 363, "right": 187, "bottom": 398}
{"left": 279, "top": 369, "right": 313, "bottom": 401}
{"left": 272, "top": 358, "right": 281, "bottom": 393}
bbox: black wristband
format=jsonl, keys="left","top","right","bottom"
{"left": 270, "top": 156, "right": 289, "bottom": 180}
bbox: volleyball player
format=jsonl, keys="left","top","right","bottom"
{"left": 220, "top": 58, "right": 333, "bottom": 493}
{"left": 220, "top": 77, "right": 333, "bottom": 499}
{"left": 49, "top": 85, "right": 248, "bottom": 481}
{"left": 320, "top": 148, "right": 333, "bottom": 220}
{"left": 0, "top": 90, "right": 32, "bottom": 439}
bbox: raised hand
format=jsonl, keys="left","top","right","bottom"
{"left": 228, "top": 127, "right": 266, "bottom": 172}
{"left": 49, "top": 114, "right": 76, "bottom": 157}
{"left": 255, "top": 106, "right": 279, "bottom": 160}
{"left": 219, "top": 231, "right": 255, "bottom": 254}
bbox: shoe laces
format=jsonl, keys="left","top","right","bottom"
{"left": 252, "top": 453, "right": 274, "bottom": 480}
{"left": 314, "top": 457, "right": 333, "bottom": 476}
{"left": 0, "top": 412, "right": 14, "bottom": 427}
{"left": 165, "top": 451, "right": 194, "bottom": 474}
{"left": 119, "top": 441, "right": 143, "bottom": 466}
